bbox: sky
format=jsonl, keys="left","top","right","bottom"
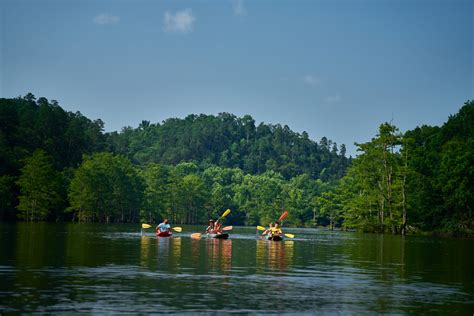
{"left": 1, "top": 0, "right": 472, "bottom": 156}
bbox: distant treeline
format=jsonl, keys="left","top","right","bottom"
{"left": 0, "top": 93, "right": 346, "bottom": 226}
{"left": 107, "top": 112, "right": 349, "bottom": 181}
{"left": 0, "top": 94, "right": 472, "bottom": 235}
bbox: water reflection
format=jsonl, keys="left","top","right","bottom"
{"left": 155, "top": 236, "right": 170, "bottom": 260}
{"left": 256, "top": 239, "right": 295, "bottom": 271}
{"left": 140, "top": 236, "right": 150, "bottom": 268}
{"left": 205, "top": 238, "right": 232, "bottom": 272}
{"left": 171, "top": 237, "right": 182, "bottom": 259}
{"left": 0, "top": 223, "right": 472, "bottom": 314}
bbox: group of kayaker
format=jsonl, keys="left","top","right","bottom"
{"left": 156, "top": 219, "right": 224, "bottom": 233}
{"left": 155, "top": 218, "right": 284, "bottom": 239}
{"left": 152, "top": 209, "right": 289, "bottom": 240}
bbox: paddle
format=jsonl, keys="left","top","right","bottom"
{"left": 141, "top": 223, "right": 152, "bottom": 229}
{"left": 172, "top": 227, "right": 183, "bottom": 232}
{"left": 217, "top": 209, "right": 231, "bottom": 222}
{"left": 279, "top": 210, "right": 289, "bottom": 222}
{"left": 257, "top": 226, "right": 266, "bottom": 231}
{"left": 278, "top": 211, "right": 294, "bottom": 238}
{"left": 191, "top": 233, "right": 202, "bottom": 239}
{"left": 222, "top": 226, "right": 233, "bottom": 231}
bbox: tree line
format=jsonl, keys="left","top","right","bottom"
{"left": 106, "top": 113, "right": 350, "bottom": 181}
{"left": 0, "top": 94, "right": 342, "bottom": 225}
{"left": 1, "top": 94, "right": 472, "bottom": 235}
{"left": 317, "top": 101, "right": 473, "bottom": 235}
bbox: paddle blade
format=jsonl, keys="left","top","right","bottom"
{"left": 141, "top": 224, "right": 152, "bottom": 229}
{"left": 279, "top": 211, "right": 289, "bottom": 221}
{"left": 222, "top": 226, "right": 233, "bottom": 231}
{"left": 172, "top": 227, "right": 182, "bottom": 232}
{"left": 191, "top": 233, "right": 202, "bottom": 239}
{"left": 257, "top": 226, "right": 266, "bottom": 231}
{"left": 221, "top": 209, "right": 231, "bottom": 218}
{"left": 284, "top": 233, "right": 295, "bottom": 238}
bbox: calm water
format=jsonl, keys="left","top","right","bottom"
{"left": 0, "top": 223, "right": 472, "bottom": 314}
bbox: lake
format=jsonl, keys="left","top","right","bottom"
{"left": 0, "top": 223, "right": 472, "bottom": 314}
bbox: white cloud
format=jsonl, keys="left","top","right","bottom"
{"left": 325, "top": 94, "right": 342, "bottom": 103}
{"left": 93, "top": 13, "right": 120, "bottom": 25}
{"left": 232, "top": 0, "right": 247, "bottom": 16}
{"left": 164, "top": 9, "right": 195, "bottom": 33}
{"left": 303, "top": 75, "right": 321, "bottom": 86}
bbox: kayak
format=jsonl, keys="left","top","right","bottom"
{"left": 207, "top": 233, "right": 229, "bottom": 239}
{"left": 266, "top": 235, "right": 283, "bottom": 241}
{"left": 156, "top": 231, "right": 172, "bottom": 237}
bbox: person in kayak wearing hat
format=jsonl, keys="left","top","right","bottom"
{"left": 206, "top": 218, "right": 224, "bottom": 235}
{"left": 205, "top": 219, "right": 216, "bottom": 234}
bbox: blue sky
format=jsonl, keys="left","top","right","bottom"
{"left": 1, "top": 0, "right": 472, "bottom": 156}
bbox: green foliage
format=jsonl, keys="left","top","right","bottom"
{"left": 334, "top": 101, "right": 474, "bottom": 235}
{"left": 335, "top": 122, "right": 403, "bottom": 232}
{"left": 140, "top": 163, "right": 172, "bottom": 222}
{"left": 0, "top": 175, "right": 16, "bottom": 220}
{"left": 437, "top": 137, "right": 473, "bottom": 229}
{"left": 68, "top": 152, "right": 144, "bottom": 223}
{"left": 106, "top": 113, "right": 350, "bottom": 180}
{"left": 1, "top": 93, "right": 472, "bottom": 234}
{"left": 315, "top": 191, "right": 342, "bottom": 230}
{"left": 0, "top": 95, "right": 105, "bottom": 174}
{"left": 16, "top": 150, "right": 63, "bottom": 221}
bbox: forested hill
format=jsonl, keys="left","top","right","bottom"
{"left": 0, "top": 94, "right": 349, "bottom": 180}
{"left": 0, "top": 94, "right": 348, "bottom": 223}
{"left": 106, "top": 114, "right": 350, "bottom": 180}
{"left": 0, "top": 94, "right": 106, "bottom": 175}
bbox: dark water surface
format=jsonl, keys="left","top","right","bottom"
{"left": 0, "top": 223, "right": 472, "bottom": 314}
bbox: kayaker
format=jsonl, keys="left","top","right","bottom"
{"left": 205, "top": 219, "right": 216, "bottom": 234}
{"left": 269, "top": 221, "right": 283, "bottom": 238}
{"left": 214, "top": 220, "right": 223, "bottom": 234}
{"left": 262, "top": 222, "right": 274, "bottom": 236}
{"left": 156, "top": 219, "right": 171, "bottom": 234}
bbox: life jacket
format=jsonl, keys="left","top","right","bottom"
{"left": 270, "top": 227, "right": 282, "bottom": 235}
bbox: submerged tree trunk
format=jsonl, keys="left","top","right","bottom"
{"left": 379, "top": 197, "right": 385, "bottom": 233}
{"left": 401, "top": 149, "right": 408, "bottom": 235}
{"left": 312, "top": 207, "right": 317, "bottom": 226}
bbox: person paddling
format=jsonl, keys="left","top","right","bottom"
{"left": 206, "top": 218, "right": 224, "bottom": 235}
{"left": 156, "top": 219, "right": 171, "bottom": 234}
{"left": 262, "top": 222, "right": 274, "bottom": 236}
{"left": 214, "top": 220, "right": 223, "bottom": 234}
{"left": 205, "top": 219, "right": 216, "bottom": 234}
{"left": 269, "top": 221, "right": 283, "bottom": 238}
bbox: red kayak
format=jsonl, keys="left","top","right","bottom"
{"left": 156, "top": 231, "right": 172, "bottom": 237}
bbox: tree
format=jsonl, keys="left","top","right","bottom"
{"left": 140, "top": 163, "right": 171, "bottom": 223}
{"left": 16, "top": 150, "right": 63, "bottom": 221}
{"left": 0, "top": 175, "right": 15, "bottom": 220}
{"left": 233, "top": 171, "right": 287, "bottom": 225}
{"left": 316, "top": 191, "right": 342, "bottom": 230}
{"left": 338, "top": 123, "right": 402, "bottom": 233}
{"left": 68, "top": 152, "right": 144, "bottom": 223}
{"left": 437, "top": 139, "right": 474, "bottom": 230}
